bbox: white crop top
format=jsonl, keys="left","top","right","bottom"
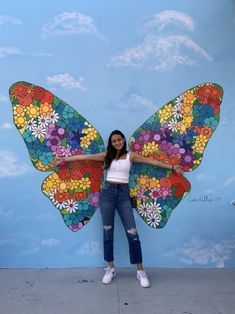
{"left": 106, "top": 153, "right": 131, "bottom": 183}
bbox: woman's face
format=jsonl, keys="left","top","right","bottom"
{"left": 111, "top": 134, "right": 125, "bottom": 151}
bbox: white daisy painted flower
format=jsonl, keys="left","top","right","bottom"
{"left": 32, "top": 125, "right": 47, "bottom": 138}
{"left": 38, "top": 114, "right": 50, "bottom": 128}
{"left": 148, "top": 201, "right": 162, "bottom": 213}
{"left": 172, "top": 105, "right": 182, "bottom": 119}
{"left": 26, "top": 118, "right": 37, "bottom": 131}
{"left": 48, "top": 110, "right": 59, "bottom": 124}
{"left": 175, "top": 95, "right": 185, "bottom": 107}
{"left": 64, "top": 199, "right": 78, "bottom": 213}
{"left": 168, "top": 118, "right": 179, "bottom": 132}
{"left": 146, "top": 212, "right": 161, "bottom": 227}
{"left": 138, "top": 202, "right": 151, "bottom": 218}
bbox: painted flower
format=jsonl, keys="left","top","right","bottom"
{"left": 137, "top": 188, "right": 148, "bottom": 202}
{"left": 196, "top": 84, "right": 222, "bottom": 105}
{"left": 146, "top": 211, "right": 161, "bottom": 227}
{"left": 158, "top": 103, "right": 173, "bottom": 124}
{"left": 64, "top": 200, "right": 78, "bottom": 214}
{"left": 172, "top": 104, "right": 182, "bottom": 119}
{"left": 38, "top": 114, "right": 51, "bottom": 128}
{"left": 148, "top": 201, "right": 162, "bottom": 213}
{"left": 27, "top": 104, "right": 40, "bottom": 119}
{"left": 149, "top": 177, "right": 160, "bottom": 188}
{"left": 48, "top": 110, "right": 59, "bottom": 124}
{"left": 142, "top": 141, "right": 159, "bottom": 156}
{"left": 14, "top": 115, "right": 26, "bottom": 128}
{"left": 175, "top": 95, "right": 185, "bottom": 107}
{"left": 82, "top": 127, "right": 98, "bottom": 141}
{"left": 53, "top": 144, "right": 72, "bottom": 157}
{"left": 149, "top": 187, "right": 160, "bottom": 199}
{"left": 32, "top": 125, "right": 47, "bottom": 139}
{"left": 39, "top": 151, "right": 54, "bottom": 166}
{"left": 136, "top": 175, "right": 150, "bottom": 190}
{"left": 138, "top": 203, "right": 151, "bottom": 218}
{"left": 13, "top": 104, "right": 26, "bottom": 117}
{"left": 158, "top": 187, "right": 172, "bottom": 200}
{"left": 168, "top": 118, "right": 179, "bottom": 132}
{"left": 88, "top": 192, "right": 100, "bottom": 208}
{"left": 25, "top": 118, "right": 37, "bottom": 131}
{"left": 78, "top": 177, "right": 91, "bottom": 190}
{"left": 183, "top": 90, "right": 196, "bottom": 105}
{"left": 80, "top": 136, "right": 91, "bottom": 148}
{"left": 204, "top": 117, "right": 218, "bottom": 131}
{"left": 192, "top": 134, "right": 208, "bottom": 154}
{"left": 40, "top": 102, "right": 53, "bottom": 116}
{"left": 77, "top": 198, "right": 89, "bottom": 211}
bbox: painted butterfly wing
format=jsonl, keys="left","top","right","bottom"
{"left": 129, "top": 82, "right": 223, "bottom": 228}
{"left": 9, "top": 81, "right": 104, "bottom": 231}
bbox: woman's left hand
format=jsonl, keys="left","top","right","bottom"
{"left": 173, "top": 164, "right": 184, "bottom": 175}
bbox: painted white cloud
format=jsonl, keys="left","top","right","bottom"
{"left": 206, "top": 176, "right": 235, "bottom": 194}
{"left": 195, "top": 172, "right": 216, "bottom": 182}
{"left": 108, "top": 35, "right": 212, "bottom": 71}
{"left": 76, "top": 241, "right": 102, "bottom": 255}
{"left": 46, "top": 73, "right": 87, "bottom": 90}
{"left": 35, "top": 213, "right": 56, "bottom": 221}
{"left": 0, "top": 93, "right": 8, "bottom": 102}
{"left": 20, "top": 246, "right": 40, "bottom": 255}
{"left": 112, "top": 93, "right": 155, "bottom": 111}
{"left": 108, "top": 10, "right": 211, "bottom": 71}
{"left": 179, "top": 236, "right": 235, "bottom": 268}
{"left": 42, "top": 12, "right": 103, "bottom": 39}
{"left": 41, "top": 238, "right": 60, "bottom": 247}
{"left": 0, "top": 150, "right": 31, "bottom": 178}
{"left": 1, "top": 122, "right": 13, "bottom": 129}
{"left": 0, "top": 46, "right": 52, "bottom": 58}
{"left": 0, "top": 15, "right": 22, "bottom": 26}
{"left": 141, "top": 10, "right": 195, "bottom": 33}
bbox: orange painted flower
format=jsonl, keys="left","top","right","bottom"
{"left": 201, "top": 126, "right": 212, "bottom": 138}
{"left": 54, "top": 191, "right": 70, "bottom": 202}
{"left": 197, "top": 84, "right": 222, "bottom": 105}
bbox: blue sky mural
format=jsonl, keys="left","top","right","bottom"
{"left": 0, "top": 0, "right": 235, "bottom": 268}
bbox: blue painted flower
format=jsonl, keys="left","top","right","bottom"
{"left": 204, "top": 117, "right": 218, "bottom": 131}
{"left": 78, "top": 199, "right": 89, "bottom": 211}
{"left": 39, "top": 151, "right": 54, "bottom": 166}
{"left": 22, "top": 130, "right": 36, "bottom": 143}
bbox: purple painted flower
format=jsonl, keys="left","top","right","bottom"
{"left": 88, "top": 192, "right": 100, "bottom": 208}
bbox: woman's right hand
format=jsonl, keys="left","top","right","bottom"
{"left": 51, "top": 157, "right": 65, "bottom": 167}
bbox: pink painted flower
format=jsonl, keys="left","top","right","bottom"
{"left": 88, "top": 192, "right": 100, "bottom": 208}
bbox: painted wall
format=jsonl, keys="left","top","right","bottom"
{"left": 0, "top": 0, "right": 235, "bottom": 268}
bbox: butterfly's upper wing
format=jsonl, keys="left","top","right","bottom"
{"left": 9, "top": 81, "right": 104, "bottom": 231}
{"left": 129, "top": 83, "right": 223, "bottom": 228}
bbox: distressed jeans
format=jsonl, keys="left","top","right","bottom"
{"left": 100, "top": 181, "right": 143, "bottom": 264}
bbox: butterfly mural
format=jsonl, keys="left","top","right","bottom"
{"left": 9, "top": 81, "right": 223, "bottom": 231}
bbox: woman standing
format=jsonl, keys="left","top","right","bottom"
{"left": 53, "top": 130, "right": 183, "bottom": 288}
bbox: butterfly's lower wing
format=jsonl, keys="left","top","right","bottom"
{"left": 42, "top": 160, "right": 103, "bottom": 231}
{"left": 129, "top": 83, "right": 223, "bottom": 228}
{"left": 9, "top": 81, "right": 105, "bottom": 231}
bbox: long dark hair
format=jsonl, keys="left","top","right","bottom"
{"left": 104, "top": 130, "right": 128, "bottom": 169}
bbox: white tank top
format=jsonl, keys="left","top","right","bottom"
{"left": 106, "top": 153, "right": 131, "bottom": 183}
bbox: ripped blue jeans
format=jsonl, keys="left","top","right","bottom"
{"left": 100, "top": 181, "right": 143, "bottom": 264}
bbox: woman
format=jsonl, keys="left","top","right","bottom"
{"left": 52, "top": 130, "right": 184, "bottom": 288}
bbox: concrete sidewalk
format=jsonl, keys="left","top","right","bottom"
{"left": 0, "top": 268, "right": 235, "bottom": 314}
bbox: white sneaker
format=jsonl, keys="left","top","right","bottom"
{"left": 102, "top": 267, "right": 116, "bottom": 284}
{"left": 137, "top": 270, "right": 150, "bottom": 288}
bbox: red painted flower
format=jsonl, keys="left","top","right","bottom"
{"left": 58, "top": 167, "right": 71, "bottom": 181}
{"left": 33, "top": 86, "right": 45, "bottom": 101}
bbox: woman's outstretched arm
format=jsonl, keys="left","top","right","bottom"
{"left": 130, "top": 151, "right": 184, "bottom": 175}
{"left": 51, "top": 152, "right": 106, "bottom": 167}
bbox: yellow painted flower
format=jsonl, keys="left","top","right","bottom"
{"left": 42, "top": 178, "right": 55, "bottom": 193}
{"left": 36, "top": 160, "right": 51, "bottom": 171}
{"left": 13, "top": 105, "right": 26, "bottom": 117}
{"left": 50, "top": 172, "right": 62, "bottom": 189}
{"left": 177, "top": 122, "right": 187, "bottom": 134}
{"left": 40, "top": 102, "right": 53, "bottom": 116}
{"left": 149, "top": 177, "right": 160, "bottom": 188}
{"left": 193, "top": 157, "right": 202, "bottom": 165}
{"left": 142, "top": 141, "right": 159, "bottom": 156}
{"left": 80, "top": 136, "right": 91, "bottom": 148}
{"left": 82, "top": 127, "right": 98, "bottom": 141}
{"left": 27, "top": 104, "right": 40, "bottom": 119}
{"left": 183, "top": 90, "right": 196, "bottom": 105}
{"left": 181, "top": 102, "right": 193, "bottom": 116}
{"left": 137, "top": 175, "right": 150, "bottom": 190}
{"left": 78, "top": 177, "right": 91, "bottom": 190}
{"left": 158, "top": 103, "right": 173, "bottom": 124}
{"left": 68, "top": 179, "right": 80, "bottom": 190}
{"left": 192, "top": 135, "right": 208, "bottom": 154}
{"left": 130, "top": 188, "right": 137, "bottom": 197}
{"left": 137, "top": 199, "right": 141, "bottom": 208}
{"left": 180, "top": 115, "right": 193, "bottom": 128}
{"left": 14, "top": 115, "right": 27, "bottom": 128}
